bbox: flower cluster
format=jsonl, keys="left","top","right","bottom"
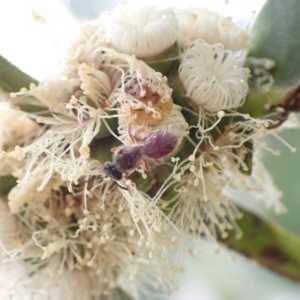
{"left": 0, "top": 3, "right": 292, "bottom": 299}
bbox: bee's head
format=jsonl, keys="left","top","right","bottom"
{"left": 103, "top": 162, "right": 123, "bottom": 181}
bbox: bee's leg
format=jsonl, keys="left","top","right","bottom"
{"left": 154, "top": 158, "right": 163, "bottom": 164}
{"left": 110, "top": 147, "right": 119, "bottom": 153}
{"left": 128, "top": 121, "right": 135, "bottom": 142}
{"left": 128, "top": 113, "right": 152, "bottom": 142}
{"left": 142, "top": 160, "right": 150, "bottom": 171}
{"left": 128, "top": 121, "right": 144, "bottom": 142}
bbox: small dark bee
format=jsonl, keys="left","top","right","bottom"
{"left": 103, "top": 129, "right": 178, "bottom": 182}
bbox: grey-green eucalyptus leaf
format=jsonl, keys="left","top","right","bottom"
{"left": 0, "top": 55, "right": 38, "bottom": 93}
{"left": 244, "top": 0, "right": 300, "bottom": 118}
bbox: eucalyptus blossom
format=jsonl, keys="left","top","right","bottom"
{"left": 0, "top": 2, "right": 298, "bottom": 299}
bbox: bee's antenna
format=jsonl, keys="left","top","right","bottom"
{"left": 79, "top": 176, "right": 128, "bottom": 190}
{"left": 113, "top": 180, "right": 128, "bottom": 190}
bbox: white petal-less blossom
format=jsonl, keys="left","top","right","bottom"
{"left": 179, "top": 39, "right": 250, "bottom": 112}
{"left": 0, "top": 98, "right": 41, "bottom": 176}
{"left": 14, "top": 67, "right": 80, "bottom": 115}
{"left": 104, "top": 4, "right": 178, "bottom": 58}
{"left": 0, "top": 42, "right": 188, "bottom": 298}
{"left": 177, "top": 7, "right": 251, "bottom": 51}
{"left": 0, "top": 2, "right": 293, "bottom": 299}
{"left": 168, "top": 153, "right": 243, "bottom": 243}
{"left": 5, "top": 50, "right": 121, "bottom": 192}
{"left": 0, "top": 199, "right": 23, "bottom": 258}
{"left": 165, "top": 113, "right": 288, "bottom": 244}
{"left": 0, "top": 182, "right": 180, "bottom": 299}
{"left": 116, "top": 75, "right": 189, "bottom": 144}
{"left": 67, "top": 15, "right": 110, "bottom": 63}
{"left": 0, "top": 260, "right": 96, "bottom": 300}
{"left": 225, "top": 150, "right": 286, "bottom": 214}
{"left": 0, "top": 101, "right": 40, "bottom": 153}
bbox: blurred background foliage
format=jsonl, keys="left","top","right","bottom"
{"left": 1, "top": 0, "right": 300, "bottom": 299}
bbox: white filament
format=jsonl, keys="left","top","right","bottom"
{"left": 104, "top": 5, "right": 178, "bottom": 58}
{"left": 179, "top": 39, "right": 250, "bottom": 112}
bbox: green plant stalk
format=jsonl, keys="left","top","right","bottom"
{"left": 0, "top": 55, "right": 47, "bottom": 114}
{"left": 222, "top": 207, "right": 300, "bottom": 283}
{"left": 0, "top": 175, "right": 16, "bottom": 196}
{"left": 115, "top": 288, "right": 134, "bottom": 300}
{"left": 249, "top": 0, "right": 300, "bottom": 87}
{"left": 0, "top": 55, "right": 38, "bottom": 93}
{"left": 144, "top": 43, "right": 179, "bottom": 77}
{"left": 245, "top": 0, "right": 300, "bottom": 119}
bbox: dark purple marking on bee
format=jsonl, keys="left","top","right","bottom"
{"left": 143, "top": 130, "right": 178, "bottom": 159}
{"left": 113, "top": 145, "right": 144, "bottom": 172}
{"left": 102, "top": 130, "right": 178, "bottom": 182}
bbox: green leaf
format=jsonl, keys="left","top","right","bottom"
{"left": 245, "top": 0, "right": 300, "bottom": 118}
{"left": 144, "top": 43, "right": 179, "bottom": 77}
{"left": 101, "top": 288, "right": 134, "bottom": 300}
{"left": 0, "top": 55, "right": 38, "bottom": 93}
{"left": 222, "top": 207, "right": 300, "bottom": 283}
{"left": 168, "top": 71, "right": 199, "bottom": 126}
{"left": 0, "top": 55, "right": 45, "bottom": 114}
{"left": 90, "top": 135, "right": 121, "bottom": 164}
{"left": 94, "top": 114, "right": 118, "bottom": 139}
{"left": 0, "top": 175, "right": 17, "bottom": 196}
{"left": 239, "top": 87, "right": 287, "bottom": 118}
{"left": 147, "top": 164, "right": 176, "bottom": 201}
{"left": 250, "top": 0, "right": 300, "bottom": 87}
{"left": 129, "top": 170, "right": 155, "bottom": 193}
{"left": 116, "top": 288, "right": 134, "bottom": 300}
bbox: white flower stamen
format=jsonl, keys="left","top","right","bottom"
{"left": 105, "top": 5, "right": 178, "bottom": 58}
{"left": 179, "top": 39, "right": 250, "bottom": 112}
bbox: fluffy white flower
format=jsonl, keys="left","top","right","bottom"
{"left": 168, "top": 148, "right": 243, "bottom": 242}
{"left": 164, "top": 109, "right": 291, "bottom": 243}
{"left": 3, "top": 50, "right": 123, "bottom": 192}
{"left": 225, "top": 150, "right": 286, "bottom": 214}
{"left": 0, "top": 259, "right": 103, "bottom": 300}
{"left": 83, "top": 48, "right": 190, "bottom": 152}
{"left": 0, "top": 199, "right": 23, "bottom": 259}
{"left": 67, "top": 15, "right": 110, "bottom": 63}
{"left": 3, "top": 107, "right": 102, "bottom": 192}
{"left": 177, "top": 7, "right": 251, "bottom": 51}
{"left": 104, "top": 4, "right": 178, "bottom": 58}
{"left": 179, "top": 39, "right": 250, "bottom": 112}
{"left": 13, "top": 67, "right": 79, "bottom": 114}
{"left": 0, "top": 102, "right": 40, "bottom": 153}
{"left": 0, "top": 180, "right": 180, "bottom": 299}
{"left": 0, "top": 98, "right": 41, "bottom": 176}
{"left": 117, "top": 75, "right": 188, "bottom": 144}
{"left": 0, "top": 3, "right": 293, "bottom": 299}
